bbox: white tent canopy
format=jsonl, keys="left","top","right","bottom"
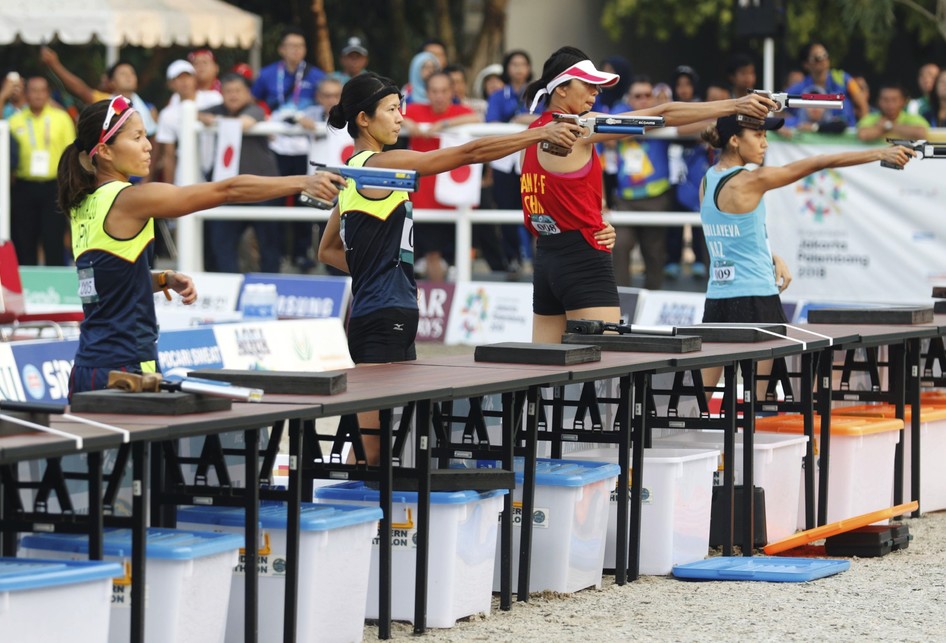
{"left": 0, "top": 0, "right": 262, "bottom": 49}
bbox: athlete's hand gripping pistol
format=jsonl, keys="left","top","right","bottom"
{"left": 541, "top": 113, "right": 666, "bottom": 156}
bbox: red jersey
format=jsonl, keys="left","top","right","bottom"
{"left": 405, "top": 102, "right": 476, "bottom": 209}
{"left": 520, "top": 111, "right": 608, "bottom": 252}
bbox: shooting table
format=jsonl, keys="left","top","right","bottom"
{"left": 2, "top": 316, "right": 945, "bottom": 642}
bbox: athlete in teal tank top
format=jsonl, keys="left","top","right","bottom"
{"left": 696, "top": 113, "right": 915, "bottom": 395}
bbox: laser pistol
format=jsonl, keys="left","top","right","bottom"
{"left": 301, "top": 162, "right": 420, "bottom": 209}
{"left": 543, "top": 113, "right": 666, "bottom": 156}
{"left": 749, "top": 90, "right": 845, "bottom": 113}
{"left": 107, "top": 371, "right": 264, "bottom": 402}
{"left": 565, "top": 319, "right": 677, "bottom": 336}
{"left": 881, "top": 139, "right": 946, "bottom": 170}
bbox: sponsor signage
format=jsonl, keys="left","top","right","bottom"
{"left": 241, "top": 274, "right": 350, "bottom": 319}
{"left": 416, "top": 281, "right": 455, "bottom": 342}
{"left": 9, "top": 338, "right": 79, "bottom": 403}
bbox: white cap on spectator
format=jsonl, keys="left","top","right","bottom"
{"left": 342, "top": 37, "right": 368, "bottom": 57}
{"left": 166, "top": 59, "right": 196, "bottom": 81}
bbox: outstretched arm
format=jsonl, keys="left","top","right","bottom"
{"left": 362, "top": 120, "right": 582, "bottom": 176}
{"left": 585, "top": 94, "right": 777, "bottom": 144}
{"left": 746, "top": 145, "right": 916, "bottom": 194}
{"left": 40, "top": 46, "right": 97, "bottom": 104}
{"left": 112, "top": 172, "right": 348, "bottom": 225}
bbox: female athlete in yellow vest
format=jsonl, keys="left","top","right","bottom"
{"left": 318, "top": 72, "right": 583, "bottom": 464}
{"left": 58, "top": 95, "right": 346, "bottom": 397}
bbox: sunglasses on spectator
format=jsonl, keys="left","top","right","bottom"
{"left": 808, "top": 53, "right": 829, "bottom": 63}
{"left": 89, "top": 95, "right": 135, "bottom": 158}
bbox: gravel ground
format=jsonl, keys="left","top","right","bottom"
{"left": 356, "top": 343, "right": 946, "bottom": 641}
{"left": 365, "top": 510, "right": 946, "bottom": 642}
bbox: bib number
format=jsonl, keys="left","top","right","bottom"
{"left": 77, "top": 267, "right": 99, "bottom": 303}
{"left": 711, "top": 260, "right": 735, "bottom": 285}
{"left": 529, "top": 214, "right": 561, "bottom": 236}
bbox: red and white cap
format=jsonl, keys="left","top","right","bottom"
{"left": 529, "top": 59, "right": 620, "bottom": 113}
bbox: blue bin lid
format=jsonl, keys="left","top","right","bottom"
{"left": 672, "top": 556, "right": 850, "bottom": 582}
{"left": 0, "top": 558, "right": 123, "bottom": 592}
{"left": 178, "top": 502, "right": 382, "bottom": 532}
{"left": 20, "top": 528, "right": 243, "bottom": 561}
{"left": 314, "top": 481, "right": 507, "bottom": 505}
{"left": 512, "top": 458, "right": 621, "bottom": 487}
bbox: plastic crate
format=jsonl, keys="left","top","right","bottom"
{"left": 20, "top": 528, "right": 242, "bottom": 643}
{"left": 0, "top": 557, "right": 122, "bottom": 643}
{"left": 314, "top": 482, "right": 506, "bottom": 628}
{"left": 177, "top": 502, "right": 380, "bottom": 643}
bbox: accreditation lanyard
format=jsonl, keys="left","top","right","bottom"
{"left": 27, "top": 113, "right": 52, "bottom": 177}
{"left": 276, "top": 62, "right": 306, "bottom": 108}
{"left": 27, "top": 114, "right": 51, "bottom": 150}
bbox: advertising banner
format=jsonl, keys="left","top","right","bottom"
{"left": 765, "top": 140, "right": 946, "bottom": 303}
{"left": 9, "top": 338, "right": 79, "bottom": 403}
{"left": 416, "top": 281, "right": 455, "bottom": 342}
{"left": 444, "top": 282, "right": 533, "bottom": 345}
{"left": 241, "top": 273, "right": 350, "bottom": 319}
{"left": 154, "top": 272, "right": 245, "bottom": 329}
{"left": 213, "top": 318, "right": 354, "bottom": 371}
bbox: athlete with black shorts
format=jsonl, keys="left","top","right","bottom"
{"left": 522, "top": 46, "right": 777, "bottom": 343}
{"left": 59, "top": 96, "right": 344, "bottom": 398}
{"left": 318, "top": 72, "right": 581, "bottom": 464}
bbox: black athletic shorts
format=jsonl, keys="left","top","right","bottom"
{"left": 702, "top": 295, "right": 788, "bottom": 324}
{"left": 347, "top": 307, "right": 419, "bottom": 364}
{"left": 533, "top": 231, "right": 619, "bottom": 315}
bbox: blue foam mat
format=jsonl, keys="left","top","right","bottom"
{"left": 672, "top": 556, "right": 850, "bottom": 582}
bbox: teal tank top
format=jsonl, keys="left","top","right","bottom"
{"left": 701, "top": 165, "right": 778, "bottom": 299}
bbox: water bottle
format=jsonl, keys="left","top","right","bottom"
{"left": 241, "top": 283, "right": 278, "bottom": 320}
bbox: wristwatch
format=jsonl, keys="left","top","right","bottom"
{"left": 882, "top": 120, "right": 894, "bottom": 132}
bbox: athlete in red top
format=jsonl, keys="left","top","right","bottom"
{"left": 522, "top": 46, "right": 775, "bottom": 343}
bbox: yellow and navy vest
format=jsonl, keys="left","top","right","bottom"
{"left": 338, "top": 150, "right": 417, "bottom": 318}
{"left": 71, "top": 181, "right": 159, "bottom": 371}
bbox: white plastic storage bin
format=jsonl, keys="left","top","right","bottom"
{"left": 20, "top": 528, "right": 242, "bottom": 643}
{"left": 568, "top": 447, "right": 718, "bottom": 575}
{"left": 313, "top": 482, "right": 506, "bottom": 628}
{"left": 0, "top": 557, "right": 122, "bottom": 643}
{"left": 177, "top": 502, "right": 380, "bottom": 643}
{"left": 496, "top": 458, "right": 620, "bottom": 592}
{"left": 652, "top": 432, "right": 808, "bottom": 542}
{"left": 833, "top": 404, "right": 946, "bottom": 512}
{"left": 756, "top": 414, "right": 902, "bottom": 527}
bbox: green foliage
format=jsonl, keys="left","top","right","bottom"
{"left": 602, "top": 0, "right": 946, "bottom": 72}
{"left": 601, "top": 0, "right": 733, "bottom": 42}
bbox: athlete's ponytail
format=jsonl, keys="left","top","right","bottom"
{"left": 328, "top": 73, "right": 401, "bottom": 139}
{"left": 57, "top": 99, "right": 124, "bottom": 214}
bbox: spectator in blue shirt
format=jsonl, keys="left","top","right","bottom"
{"left": 251, "top": 25, "right": 326, "bottom": 271}
{"left": 783, "top": 42, "right": 868, "bottom": 128}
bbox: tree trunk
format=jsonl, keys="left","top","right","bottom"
{"left": 467, "top": 0, "right": 508, "bottom": 79}
{"left": 311, "top": 0, "right": 335, "bottom": 73}
{"left": 434, "top": 0, "right": 458, "bottom": 63}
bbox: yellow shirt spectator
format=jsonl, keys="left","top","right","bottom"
{"left": 8, "top": 103, "right": 76, "bottom": 180}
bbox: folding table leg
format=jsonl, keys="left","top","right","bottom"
{"left": 498, "top": 391, "right": 514, "bottom": 610}
{"left": 412, "top": 400, "right": 432, "bottom": 633}
{"left": 378, "top": 408, "right": 393, "bottom": 640}
{"left": 516, "top": 386, "right": 540, "bottom": 601}
{"left": 131, "top": 442, "right": 148, "bottom": 643}
{"left": 283, "top": 419, "right": 302, "bottom": 643}
{"left": 614, "top": 375, "right": 631, "bottom": 585}
{"left": 244, "top": 428, "right": 260, "bottom": 643}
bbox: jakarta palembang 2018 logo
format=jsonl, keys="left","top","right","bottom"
{"left": 796, "top": 168, "right": 846, "bottom": 222}
{"left": 460, "top": 287, "right": 489, "bottom": 339}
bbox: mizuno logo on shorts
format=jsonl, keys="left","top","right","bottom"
{"left": 393, "top": 323, "right": 404, "bottom": 331}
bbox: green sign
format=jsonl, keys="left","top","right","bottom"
{"left": 19, "top": 267, "right": 82, "bottom": 308}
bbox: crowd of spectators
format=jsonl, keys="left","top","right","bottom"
{"left": 0, "top": 32, "right": 940, "bottom": 286}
